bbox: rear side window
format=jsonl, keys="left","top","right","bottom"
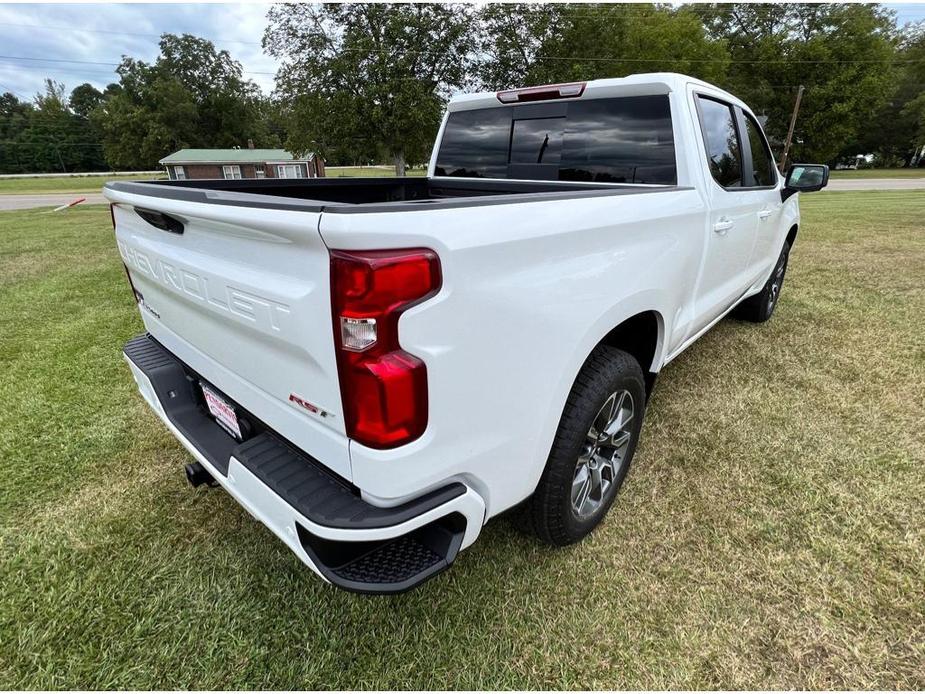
{"left": 435, "top": 95, "right": 676, "bottom": 184}
{"left": 743, "top": 113, "right": 777, "bottom": 187}
{"left": 432, "top": 107, "right": 511, "bottom": 179}
{"left": 696, "top": 96, "right": 742, "bottom": 188}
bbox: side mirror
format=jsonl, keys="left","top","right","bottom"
{"left": 784, "top": 164, "right": 829, "bottom": 193}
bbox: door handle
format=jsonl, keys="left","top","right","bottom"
{"left": 758, "top": 209, "right": 773, "bottom": 220}
{"left": 713, "top": 218, "right": 734, "bottom": 234}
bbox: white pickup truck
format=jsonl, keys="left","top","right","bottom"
{"left": 105, "top": 73, "right": 828, "bottom": 593}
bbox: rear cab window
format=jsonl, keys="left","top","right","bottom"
{"left": 435, "top": 95, "right": 677, "bottom": 185}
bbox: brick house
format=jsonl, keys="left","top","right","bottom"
{"left": 159, "top": 147, "right": 325, "bottom": 180}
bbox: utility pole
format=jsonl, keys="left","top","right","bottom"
{"left": 53, "top": 142, "right": 66, "bottom": 173}
{"left": 778, "top": 85, "right": 804, "bottom": 173}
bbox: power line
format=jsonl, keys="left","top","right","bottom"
{"left": 0, "top": 21, "right": 263, "bottom": 46}
{"left": 0, "top": 54, "right": 118, "bottom": 66}
{"left": 0, "top": 122, "right": 99, "bottom": 131}
{"left": 0, "top": 60, "right": 276, "bottom": 79}
{"left": 0, "top": 80, "right": 30, "bottom": 100}
{"left": 6, "top": 49, "right": 921, "bottom": 68}
{"left": 0, "top": 8, "right": 920, "bottom": 66}
{"left": 2, "top": 5, "right": 923, "bottom": 34}
{"left": 0, "top": 140, "right": 103, "bottom": 146}
{"left": 298, "top": 44, "right": 925, "bottom": 63}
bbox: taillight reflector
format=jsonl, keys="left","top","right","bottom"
{"left": 496, "top": 81, "right": 586, "bottom": 103}
{"left": 330, "top": 248, "right": 441, "bottom": 449}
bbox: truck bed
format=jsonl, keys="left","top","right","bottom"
{"left": 104, "top": 176, "right": 686, "bottom": 214}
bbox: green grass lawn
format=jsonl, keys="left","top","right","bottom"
{"left": 1, "top": 193, "right": 923, "bottom": 688}
{"left": 829, "top": 167, "right": 925, "bottom": 179}
{"left": 0, "top": 173, "right": 162, "bottom": 195}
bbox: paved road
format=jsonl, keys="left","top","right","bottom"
{"left": 826, "top": 178, "right": 925, "bottom": 191}
{"left": 1, "top": 180, "right": 924, "bottom": 210}
{"left": 0, "top": 192, "right": 108, "bottom": 211}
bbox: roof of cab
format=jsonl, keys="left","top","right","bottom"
{"left": 446, "top": 72, "right": 747, "bottom": 113}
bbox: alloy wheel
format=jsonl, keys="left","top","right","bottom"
{"left": 571, "top": 390, "right": 635, "bottom": 520}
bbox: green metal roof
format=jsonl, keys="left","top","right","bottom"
{"left": 159, "top": 148, "right": 312, "bottom": 164}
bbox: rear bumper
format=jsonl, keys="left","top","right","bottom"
{"left": 123, "top": 334, "right": 485, "bottom": 594}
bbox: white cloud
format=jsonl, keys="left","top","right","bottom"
{"left": 0, "top": 2, "right": 279, "bottom": 101}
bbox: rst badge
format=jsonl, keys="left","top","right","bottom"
{"left": 289, "top": 393, "right": 331, "bottom": 419}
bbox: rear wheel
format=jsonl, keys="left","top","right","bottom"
{"left": 733, "top": 241, "right": 790, "bottom": 323}
{"left": 521, "top": 346, "right": 646, "bottom": 546}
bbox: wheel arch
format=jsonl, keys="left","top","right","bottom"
{"left": 531, "top": 300, "right": 668, "bottom": 469}
{"left": 596, "top": 310, "right": 664, "bottom": 396}
{"left": 786, "top": 223, "right": 799, "bottom": 248}
{"left": 525, "top": 306, "right": 667, "bottom": 512}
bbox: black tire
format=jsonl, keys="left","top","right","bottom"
{"left": 521, "top": 346, "right": 646, "bottom": 546}
{"left": 733, "top": 241, "right": 790, "bottom": 323}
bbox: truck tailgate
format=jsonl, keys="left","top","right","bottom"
{"left": 108, "top": 191, "right": 350, "bottom": 480}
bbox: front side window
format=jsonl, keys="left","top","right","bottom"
{"left": 222, "top": 165, "right": 242, "bottom": 180}
{"left": 696, "top": 96, "right": 742, "bottom": 188}
{"left": 434, "top": 95, "right": 677, "bottom": 184}
{"left": 743, "top": 113, "right": 777, "bottom": 187}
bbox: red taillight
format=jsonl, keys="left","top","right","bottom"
{"left": 496, "top": 81, "right": 586, "bottom": 103}
{"left": 330, "top": 248, "right": 442, "bottom": 449}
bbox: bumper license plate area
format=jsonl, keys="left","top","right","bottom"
{"left": 200, "top": 384, "right": 243, "bottom": 441}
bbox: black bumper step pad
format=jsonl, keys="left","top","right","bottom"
{"left": 296, "top": 513, "right": 465, "bottom": 594}
{"left": 124, "top": 334, "right": 236, "bottom": 475}
{"left": 123, "top": 333, "right": 467, "bottom": 593}
{"left": 234, "top": 434, "right": 465, "bottom": 529}
{"left": 336, "top": 535, "right": 442, "bottom": 584}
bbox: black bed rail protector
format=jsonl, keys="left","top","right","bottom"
{"left": 122, "top": 333, "right": 465, "bottom": 530}
{"left": 104, "top": 179, "right": 692, "bottom": 215}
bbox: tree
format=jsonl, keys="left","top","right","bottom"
{"left": 94, "top": 34, "right": 270, "bottom": 169}
{"left": 69, "top": 83, "right": 104, "bottom": 119}
{"left": 264, "top": 3, "right": 476, "bottom": 174}
{"left": 475, "top": 3, "right": 561, "bottom": 89}
{"left": 0, "top": 92, "right": 33, "bottom": 173}
{"left": 12, "top": 80, "right": 107, "bottom": 173}
{"left": 862, "top": 21, "right": 925, "bottom": 165}
{"left": 696, "top": 3, "right": 897, "bottom": 164}
{"left": 477, "top": 4, "right": 729, "bottom": 90}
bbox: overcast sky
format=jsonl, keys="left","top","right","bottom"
{"left": 0, "top": 3, "right": 277, "bottom": 99}
{"left": 1, "top": 2, "right": 924, "bottom": 102}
